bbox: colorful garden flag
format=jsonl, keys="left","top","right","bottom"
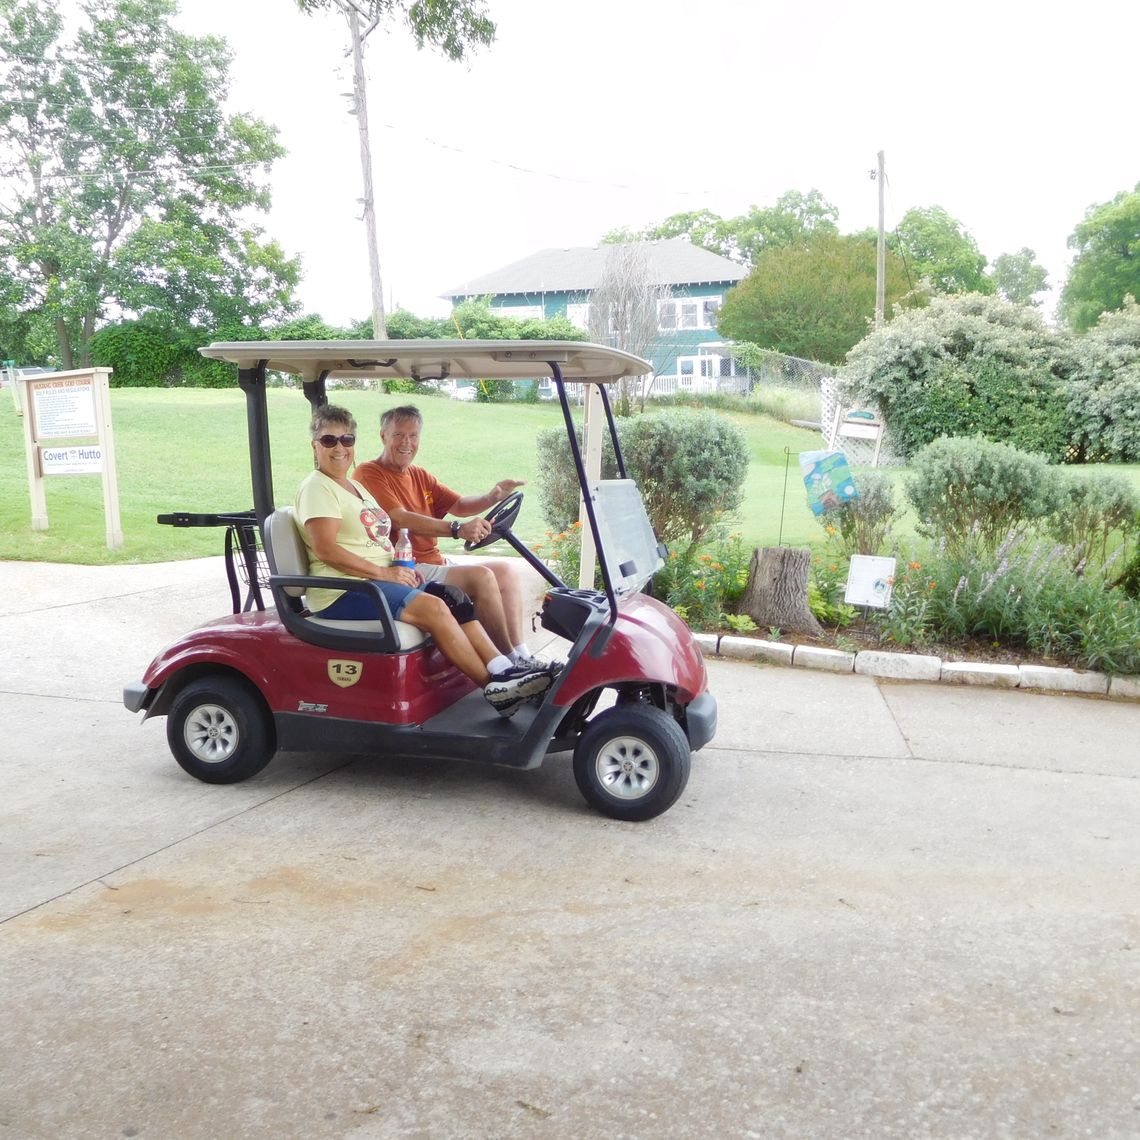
{"left": 799, "top": 450, "right": 858, "bottom": 516}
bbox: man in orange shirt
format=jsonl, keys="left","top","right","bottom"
{"left": 354, "top": 405, "right": 553, "bottom": 671}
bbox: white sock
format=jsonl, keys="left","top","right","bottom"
{"left": 487, "top": 655, "right": 514, "bottom": 676}
{"left": 509, "top": 645, "right": 531, "bottom": 663}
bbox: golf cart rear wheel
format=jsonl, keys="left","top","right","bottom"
{"left": 573, "top": 705, "right": 690, "bottom": 822}
{"left": 167, "top": 676, "right": 275, "bottom": 784}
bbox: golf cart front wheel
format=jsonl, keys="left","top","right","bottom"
{"left": 167, "top": 675, "right": 275, "bottom": 784}
{"left": 573, "top": 705, "right": 691, "bottom": 822}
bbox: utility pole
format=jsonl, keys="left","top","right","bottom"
{"left": 875, "top": 149, "right": 886, "bottom": 327}
{"left": 346, "top": 5, "right": 386, "bottom": 339}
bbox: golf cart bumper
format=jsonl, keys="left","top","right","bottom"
{"left": 684, "top": 690, "right": 717, "bottom": 752}
{"left": 123, "top": 681, "right": 153, "bottom": 714}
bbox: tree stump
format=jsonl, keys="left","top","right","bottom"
{"left": 740, "top": 546, "right": 823, "bottom": 636}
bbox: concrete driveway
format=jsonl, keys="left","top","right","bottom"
{"left": 1, "top": 558, "right": 1137, "bottom": 1139}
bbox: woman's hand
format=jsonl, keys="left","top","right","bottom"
{"left": 375, "top": 565, "right": 419, "bottom": 587}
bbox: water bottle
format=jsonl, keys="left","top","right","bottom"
{"left": 393, "top": 528, "right": 415, "bottom": 569}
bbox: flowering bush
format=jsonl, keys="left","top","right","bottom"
{"left": 843, "top": 292, "right": 1075, "bottom": 461}
{"left": 653, "top": 533, "right": 751, "bottom": 630}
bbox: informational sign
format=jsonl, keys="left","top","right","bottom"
{"left": 19, "top": 367, "right": 122, "bottom": 549}
{"left": 41, "top": 445, "right": 105, "bottom": 476}
{"left": 29, "top": 376, "right": 98, "bottom": 438}
{"left": 845, "top": 554, "right": 897, "bottom": 609}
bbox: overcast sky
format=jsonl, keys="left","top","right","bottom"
{"left": 171, "top": 0, "right": 1138, "bottom": 326}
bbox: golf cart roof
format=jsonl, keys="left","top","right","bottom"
{"left": 199, "top": 339, "right": 651, "bottom": 384}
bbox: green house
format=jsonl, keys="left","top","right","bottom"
{"left": 440, "top": 239, "right": 749, "bottom": 397}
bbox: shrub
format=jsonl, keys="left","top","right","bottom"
{"left": 842, "top": 293, "right": 1075, "bottom": 461}
{"left": 1046, "top": 471, "right": 1140, "bottom": 570}
{"left": 90, "top": 320, "right": 185, "bottom": 387}
{"left": 1066, "top": 298, "right": 1140, "bottom": 462}
{"left": 904, "top": 435, "right": 1063, "bottom": 555}
{"left": 535, "top": 410, "right": 749, "bottom": 549}
{"left": 619, "top": 411, "right": 749, "bottom": 547}
{"left": 817, "top": 469, "right": 899, "bottom": 555}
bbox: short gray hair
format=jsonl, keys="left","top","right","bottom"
{"left": 310, "top": 404, "right": 357, "bottom": 439}
{"left": 380, "top": 405, "right": 423, "bottom": 432}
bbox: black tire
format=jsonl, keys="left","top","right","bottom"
{"left": 166, "top": 676, "right": 275, "bottom": 784}
{"left": 573, "top": 704, "right": 691, "bottom": 822}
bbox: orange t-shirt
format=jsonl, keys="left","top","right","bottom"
{"left": 353, "top": 459, "right": 461, "bottom": 566}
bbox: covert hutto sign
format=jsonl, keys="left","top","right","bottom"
{"left": 19, "top": 368, "right": 122, "bottom": 549}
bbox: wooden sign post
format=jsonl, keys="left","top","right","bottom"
{"left": 20, "top": 367, "right": 123, "bottom": 549}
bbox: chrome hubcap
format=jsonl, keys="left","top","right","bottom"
{"left": 595, "top": 735, "right": 659, "bottom": 799}
{"left": 184, "top": 703, "right": 238, "bottom": 764}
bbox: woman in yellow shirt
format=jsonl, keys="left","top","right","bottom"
{"left": 294, "top": 405, "right": 553, "bottom": 717}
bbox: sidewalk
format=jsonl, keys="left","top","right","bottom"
{"left": 1, "top": 556, "right": 1137, "bottom": 1139}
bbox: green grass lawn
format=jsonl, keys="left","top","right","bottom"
{"left": 3, "top": 384, "right": 1139, "bottom": 566}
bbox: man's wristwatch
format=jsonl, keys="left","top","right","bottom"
{"left": 450, "top": 520, "right": 461, "bottom": 540}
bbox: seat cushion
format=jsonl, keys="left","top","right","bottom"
{"left": 306, "top": 615, "right": 429, "bottom": 650}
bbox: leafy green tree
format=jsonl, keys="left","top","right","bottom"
{"left": 891, "top": 206, "right": 993, "bottom": 294}
{"left": 717, "top": 233, "right": 913, "bottom": 364}
{"left": 991, "top": 248, "right": 1049, "bottom": 306}
{"left": 844, "top": 293, "right": 1075, "bottom": 461}
{"left": 726, "top": 189, "right": 839, "bottom": 264}
{"left": 296, "top": 0, "right": 495, "bottom": 58}
{"left": 0, "top": 0, "right": 298, "bottom": 369}
{"left": 1059, "top": 184, "right": 1140, "bottom": 333}
{"left": 604, "top": 190, "right": 839, "bottom": 266}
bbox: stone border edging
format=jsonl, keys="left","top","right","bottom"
{"left": 695, "top": 633, "right": 1140, "bottom": 702}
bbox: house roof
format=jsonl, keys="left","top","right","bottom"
{"left": 440, "top": 239, "right": 747, "bottom": 298}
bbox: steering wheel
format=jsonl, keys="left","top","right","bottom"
{"left": 464, "top": 491, "right": 524, "bottom": 551}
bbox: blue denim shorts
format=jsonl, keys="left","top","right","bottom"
{"left": 314, "top": 581, "right": 422, "bottom": 621}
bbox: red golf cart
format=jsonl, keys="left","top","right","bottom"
{"left": 123, "top": 340, "right": 717, "bottom": 821}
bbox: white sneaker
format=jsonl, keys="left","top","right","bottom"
{"left": 511, "top": 653, "right": 565, "bottom": 675}
{"left": 484, "top": 666, "right": 554, "bottom": 717}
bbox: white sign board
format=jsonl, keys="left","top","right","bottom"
{"left": 41, "top": 445, "right": 105, "bottom": 475}
{"left": 29, "top": 377, "right": 98, "bottom": 438}
{"left": 19, "top": 368, "right": 122, "bottom": 549}
{"left": 845, "top": 554, "right": 897, "bottom": 609}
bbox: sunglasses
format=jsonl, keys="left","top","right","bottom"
{"left": 316, "top": 433, "right": 356, "bottom": 448}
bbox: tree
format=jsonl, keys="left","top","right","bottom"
{"left": 991, "top": 248, "right": 1049, "bottom": 306}
{"left": 296, "top": 0, "right": 495, "bottom": 338}
{"left": 725, "top": 189, "right": 840, "bottom": 265}
{"left": 1059, "top": 184, "right": 1140, "bottom": 333}
{"left": 891, "top": 206, "right": 993, "bottom": 294}
{"left": 0, "top": 0, "right": 298, "bottom": 369}
{"left": 716, "top": 233, "right": 913, "bottom": 364}
{"left": 604, "top": 190, "right": 840, "bottom": 267}
{"left": 587, "top": 242, "right": 667, "bottom": 414}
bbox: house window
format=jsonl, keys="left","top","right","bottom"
{"left": 493, "top": 304, "right": 543, "bottom": 320}
{"left": 566, "top": 303, "right": 590, "bottom": 331}
{"left": 679, "top": 359, "right": 694, "bottom": 389}
{"left": 657, "top": 295, "right": 724, "bottom": 332}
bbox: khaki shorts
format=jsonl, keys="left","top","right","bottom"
{"left": 414, "top": 560, "right": 454, "bottom": 585}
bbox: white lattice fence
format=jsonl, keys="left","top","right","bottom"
{"left": 819, "top": 377, "right": 899, "bottom": 466}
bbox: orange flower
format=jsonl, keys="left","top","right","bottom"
{"left": 572, "top": 521, "right": 582, "bottom": 530}
{"left": 927, "top": 580, "right": 937, "bottom": 591}
{"left": 908, "top": 560, "right": 922, "bottom": 571}
{"left": 711, "top": 562, "right": 724, "bottom": 571}
{"left": 695, "top": 581, "right": 706, "bottom": 590}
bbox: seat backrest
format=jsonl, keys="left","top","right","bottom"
{"left": 263, "top": 507, "right": 308, "bottom": 598}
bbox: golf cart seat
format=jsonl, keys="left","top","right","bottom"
{"left": 262, "top": 507, "right": 429, "bottom": 654}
